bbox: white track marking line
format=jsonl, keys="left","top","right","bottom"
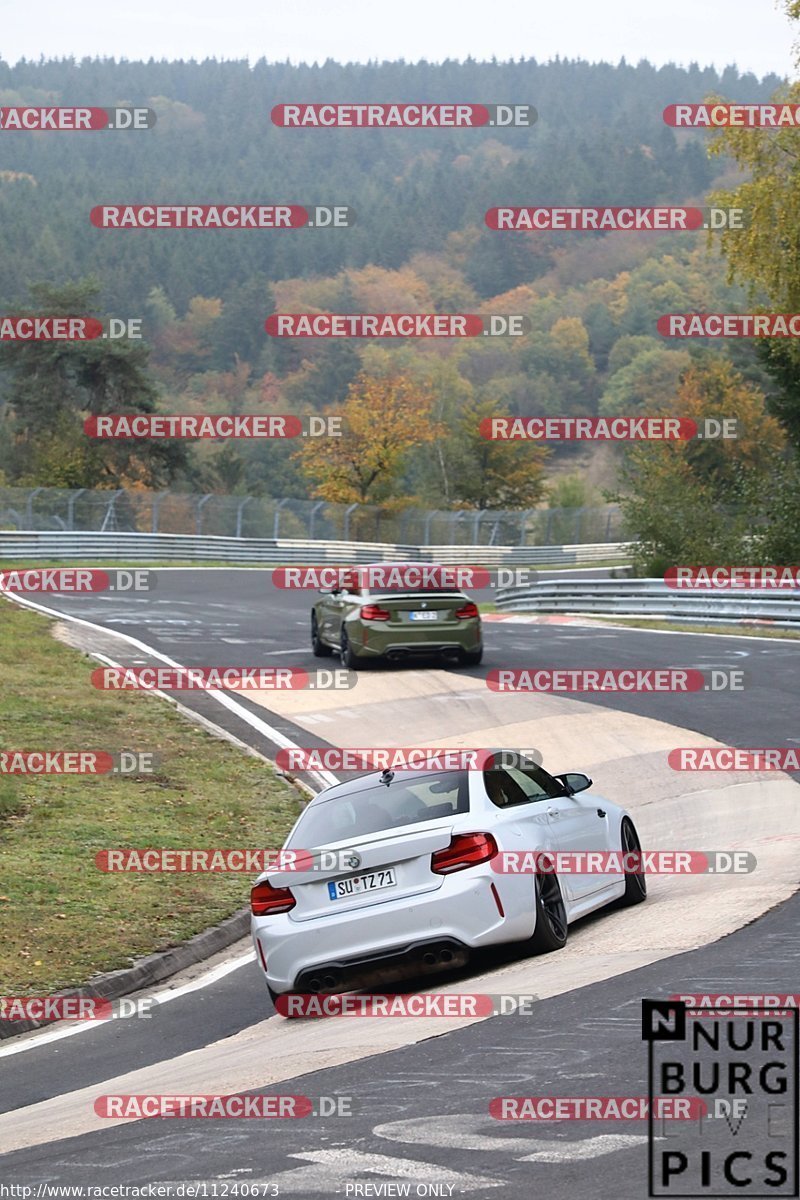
{"left": 0, "top": 951, "right": 256, "bottom": 1058}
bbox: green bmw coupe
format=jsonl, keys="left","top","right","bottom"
{"left": 311, "top": 564, "right": 483, "bottom": 670}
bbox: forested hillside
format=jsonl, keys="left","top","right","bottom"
{"left": 0, "top": 56, "right": 782, "bottom": 502}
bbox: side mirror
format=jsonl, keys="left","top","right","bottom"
{"left": 318, "top": 587, "right": 341, "bottom": 596}
{"left": 554, "top": 771, "right": 592, "bottom": 796}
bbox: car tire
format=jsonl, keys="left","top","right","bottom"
{"left": 459, "top": 645, "right": 483, "bottom": 667}
{"left": 619, "top": 817, "right": 647, "bottom": 906}
{"left": 339, "top": 629, "right": 361, "bottom": 670}
{"left": 527, "top": 866, "right": 569, "bottom": 953}
{"left": 311, "top": 613, "right": 332, "bottom": 657}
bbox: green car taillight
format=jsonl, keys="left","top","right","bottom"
{"left": 360, "top": 604, "right": 391, "bottom": 621}
{"left": 455, "top": 601, "right": 479, "bottom": 619}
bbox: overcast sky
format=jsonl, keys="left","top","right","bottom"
{"left": 0, "top": 0, "right": 794, "bottom": 78}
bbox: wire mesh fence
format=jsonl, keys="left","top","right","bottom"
{"left": 0, "top": 487, "right": 626, "bottom": 546}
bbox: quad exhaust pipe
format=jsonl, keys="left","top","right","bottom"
{"left": 295, "top": 939, "right": 468, "bottom": 994}
{"left": 306, "top": 973, "right": 340, "bottom": 993}
{"left": 421, "top": 946, "right": 456, "bottom": 967}
{"left": 386, "top": 648, "right": 460, "bottom": 662}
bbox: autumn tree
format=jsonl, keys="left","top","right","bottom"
{"left": 519, "top": 317, "right": 598, "bottom": 417}
{"left": 447, "top": 397, "right": 549, "bottom": 511}
{"left": 156, "top": 295, "right": 222, "bottom": 381}
{"left": 707, "top": 0, "right": 800, "bottom": 451}
{"left": 294, "top": 372, "right": 441, "bottom": 505}
{"left": 614, "top": 359, "right": 785, "bottom": 572}
{"left": 0, "top": 280, "right": 188, "bottom": 489}
{"left": 600, "top": 344, "right": 692, "bottom": 416}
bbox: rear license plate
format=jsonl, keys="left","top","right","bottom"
{"left": 409, "top": 611, "right": 438, "bottom": 621}
{"left": 328, "top": 869, "right": 397, "bottom": 900}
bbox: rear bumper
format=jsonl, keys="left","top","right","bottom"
{"left": 293, "top": 937, "right": 470, "bottom": 993}
{"left": 354, "top": 625, "right": 482, "bottom": 660}
{"left": 252, "top": 868, "right": 532, "bottom": 993}
{"left": 381, "top": 642, "right": 478, "bottom": 661}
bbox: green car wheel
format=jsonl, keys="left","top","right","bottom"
{"left": 339, "top": 629, "right": 361, "bottom": 670}
{"left": 311, "top": 614, "right": 332, "bottom": 657}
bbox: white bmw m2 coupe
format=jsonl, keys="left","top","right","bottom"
{"left": 251, "top": 756, "right": 646, "bottom": 1002}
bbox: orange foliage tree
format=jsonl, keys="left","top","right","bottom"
{"left": 294, "top": 372, "right": 441, "bottom": 505}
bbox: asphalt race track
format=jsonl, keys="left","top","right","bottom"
{"left": 1, "top": 568, "right": 799, "bottom": 1198}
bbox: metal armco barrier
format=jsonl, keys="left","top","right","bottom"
{"left": 495, "top": 577, "right": 800, "bottom": 625}
{"left": 0, "top": 531, "right": 631, "bottom": 567}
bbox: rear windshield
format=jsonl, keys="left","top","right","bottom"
{"left": 362, "top": 588, "right": 463, "bottom": 598}
{"left": 288, "top": 771, "right": 469, "bottom": 844}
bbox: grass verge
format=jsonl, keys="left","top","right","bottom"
{"left": 0, "top": 598, "right": 305, "bottom": 993}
